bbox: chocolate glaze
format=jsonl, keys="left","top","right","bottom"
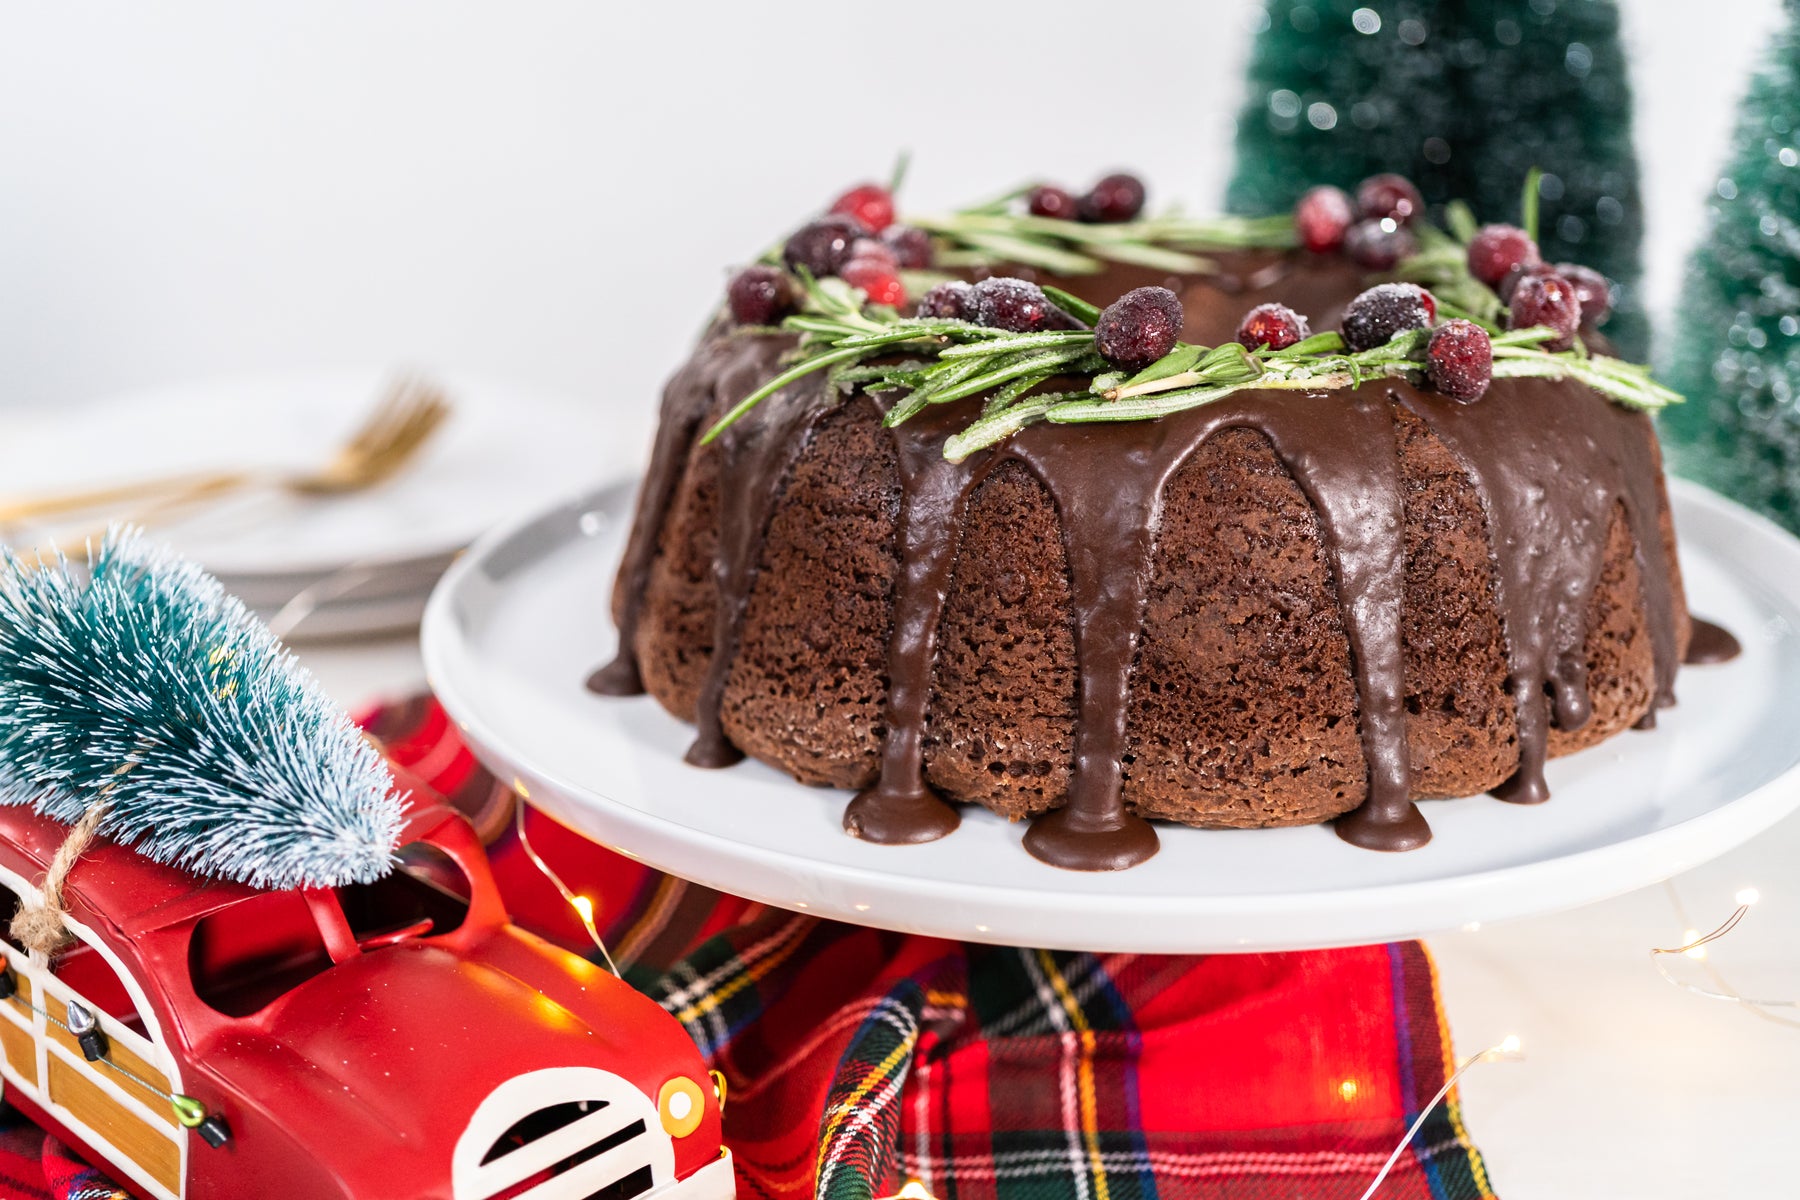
{"left": 682, "top": 336, "right": 838, "bottom": 769}
{"left": 595, "top": 254, "right": 1685, "bottom": 869}
{"left": 1684, "top": 618, "right": 1742, "bottom": 665}
{"left": 1395, "top": 381, "right": 1680, "bottom": 805}
{"left": 586, "top": 332, "right": 738, "bottom": 697}
{"left": 843, "top": 401, "right": 971, "bottom": 844}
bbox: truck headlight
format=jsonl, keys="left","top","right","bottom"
{"left": 658, "top": 1076, "right": 705, "bottom": 1138}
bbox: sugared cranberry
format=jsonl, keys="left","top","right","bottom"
{"left": 840, "top": 255, "right": 905, "bottom": 307}
{"left": 1343, "top": 218, "right": 1417, "bottom": 270}
{"left": 1028, "top": 184, "right": 1079, "bottom": 219}
{"left": 1079, "top": 172, "right": 1147, "bottom": 223}
{"left": 1355, "top": 173, "right": 1424, "bottom": 225}
{"left": 1553, "top": 263, "right": 1612, "bottom": 326}
{"left": 1508, "top": 272, "right": 1582, "bottom": 350}
{"left": 849, "top": 237, "right": 898, "bottom": 269}
{"left": 1341, "top": 282, "right": 1437, "bottom": 351}
{"left": 1497, "top": 260, "right": 1554, "bottom": 304}
{"left": 1295, "top": 186, "right": 1355, "bottom": 253}
{"left": 881, "top": 225, "right": 934, "bottom": 270}
{"left": 783, "top": 216, "right": 862, "bottom": 278}
{"left": 917, "top": 281, "right": 976, "bottom": 321}
{"left": 1236, "top": 302, "right": 1311, "bottom": 351}
{"left": 1095, "top": 286, "right": 1184, "bottom": 371}
{"left": 726, "top": 265, "right": 797, "bottom": 326}
{"left": 1467, "top": 224, "right": 1540, "bottom": 288}
{"left": 829, "top": 183, "right": 895, "bottom": 233}
{"left": 1426, "top": 320, "right": 1494, "bottom": 403}
{"left": 972, "top": 277, "right": 1063, "bottom": 332}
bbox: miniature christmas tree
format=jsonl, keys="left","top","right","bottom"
{"left": 1659, "top": 2, "right": 1800, "bottom": 530}
{"left": 0, "top": 531, "right": 403, "bottom": 890}
{"left": 1226, "top": 0, "right": 1648, "bottom": 356}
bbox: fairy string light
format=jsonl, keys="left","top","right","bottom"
{"left": 1357, "top": 1035, "right": 1523, "bottom": 1200}
{"left": 513, "top": 801, "right": 620, "bottom": 978}
{"left": 1653, "top": 883, "right": 1799, "bottom": 1029}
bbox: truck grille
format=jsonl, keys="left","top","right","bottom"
{"left": 456, "top": 1071, "right": 675, "bottom": 1200}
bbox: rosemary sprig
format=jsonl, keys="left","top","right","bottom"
{"left": 908, "top": 208, "right": 1297, "bottom": 276}
{"left": 700, "top": 271, "right": 1682, "bottom": 463}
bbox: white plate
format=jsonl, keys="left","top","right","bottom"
{"left": 0, "top": 368, "right": 624, "bottom": 579}
{"left": 422, "top": 478, "right": 1800, "bottom": 953}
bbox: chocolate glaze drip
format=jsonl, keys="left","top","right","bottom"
{"left": 1684, "top": 618, "right": 1742, "bottom": 665}
{"left": 843, "top": 402, "right": 973, "bottom": 844}
{"left": 596, "top": 258, "right": 1685, "bottom": 870}
{"left": 683, "top": 337, "right": 839, "bottom": 768}
{"left": 1396, "top": 381, "right": 1680, "bottom": 806}
{"left": 588, "top": 331, "right": 740, "bottom": 697}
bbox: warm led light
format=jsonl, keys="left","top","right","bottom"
{"left": 572, "top": 895, "right": 595, "bottom": 924}
{"left": 1736, "top": 887, "right": 1761, "bottom": 908}
{"left": 1682, "top": 928, "right": 1708, "bottom": 960}
{"left": 1338, "top": 1078, "right": 1360, "bottom": 1102}
{"left": 1499, "top": 1034, "right": 1522, "bottom": 1056}
{"left": 894, "top": 1183, "right": 938, "bottom": 1200}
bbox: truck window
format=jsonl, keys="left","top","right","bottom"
{"left": 189, "top": 851, "right": 473, "bottom": 1017}
{"left": 189, "top": 890, "right": 334, "bottom": 1017}
{"left": 337, "top": 843, "right": 471, "bottom": 942}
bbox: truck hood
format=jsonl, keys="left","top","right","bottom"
{"left": 190, "top": 927, "right": 719, "bottom": 1187}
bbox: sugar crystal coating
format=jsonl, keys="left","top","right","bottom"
{"left": 1342, "top": 282, "right": 1436, "bottom": 351}
{"left": 1426, "top": 319, "right": 1494, "bottom": 403}
{"left": 727, "top": 265, "right": 797, "bottom": 326}
{"left": 1096, "top": 286, "right": 1184, "bottom": 371}
{"left": 1508, "top": 273, "right": 1582, "bottom": 350}
{"left": 1236, "top": 302, "right": 1311, "bottom": 350}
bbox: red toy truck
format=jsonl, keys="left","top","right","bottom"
{"left": 0, "top": 789, "right": 733, "bottom": 1200}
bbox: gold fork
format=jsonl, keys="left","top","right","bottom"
{"left": 0, "top": 375, "right": 452, "bottom": 528}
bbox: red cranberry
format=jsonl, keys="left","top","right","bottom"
{"left": 1553, "top": 263, "right": 1612, "bottom": 326}
{"left": 917, "top": 281, "right": 976, "bottom": 321}
{"left": 849, "top": 237, "right": 898, "bottom": 269}
{"left": 1467, "top": 224, "right": 1541, "bottom": 288}
{"left": 1426, "top": 320, "right": 1494, "bottom": 403}
{"left": 1079, "top": 172, "right": 1147, "bottom": 223}
{"left": 829, "top": 183, "right": 895, "bottom": 232}
{"left": 1342, "top": 282, "right": 1437, "bottom": 351}
{"left": 1095, "top": 286, "right": 1184, "bottom": 371}
{"left": 726, "top": 265, "right": 797, "bottom": 326}
{"left": 1497, "top": 260, "right": 1555, "bottom": 304}
{"left": 880, "top": 225, "right": 934, "bottom": 270}
{"left": 972, "top": 277, "right": 1063, "bottom": 332}
{"left": 783, "top": 216, "right": 862, "bottom": 278}
{"left": 1355, "top": 173, "right": 1424, "bottom": 225}
{"left": 1343, "top": 218, "right": 1418, "bottom": 270}
{"left": 1295, "top": 186, "right": 1355, "bottom": 253}
{"left": 840, "top": 255, "right": 905, "bottom": 307}
{"left": 1508, "top": 273, "right": 1582, "bottom": 350}
{"left": 1027, "top": 185, "right": 1079, "bottom": 219}
{"left": 1236, "top": 302, "right": 1311, "bottom": 351}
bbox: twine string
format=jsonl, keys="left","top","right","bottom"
{"left": 11, "top": 804, "right": 108, "bottom": 956}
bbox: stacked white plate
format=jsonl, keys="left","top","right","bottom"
{"left": 0, "top": 368, "right": 627, "bottom": 638}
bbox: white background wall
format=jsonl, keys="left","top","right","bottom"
{"left": 0, "top": 0, "right": 1785, "bottom": 462}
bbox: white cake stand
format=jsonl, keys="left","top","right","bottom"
{"left": 422, "top": 478, "right": 1800, "bottom": 953}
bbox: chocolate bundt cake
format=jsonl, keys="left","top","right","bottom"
{"left": 591, "top": 171, "right": 1705, "bottom": 871}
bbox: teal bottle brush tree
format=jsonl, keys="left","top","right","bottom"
{"left": 1226, "top": 0, "right": 1648, "bottom": 357}
{"left": 0, "top": 531, "right": 403, "bottom": 921}
{"left": 1659, "top": 0, "right": 1800, "bottom": 532}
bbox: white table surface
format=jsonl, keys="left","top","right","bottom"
{"left": 305, "top": 635, "right": 1800, "bottom": 1199}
